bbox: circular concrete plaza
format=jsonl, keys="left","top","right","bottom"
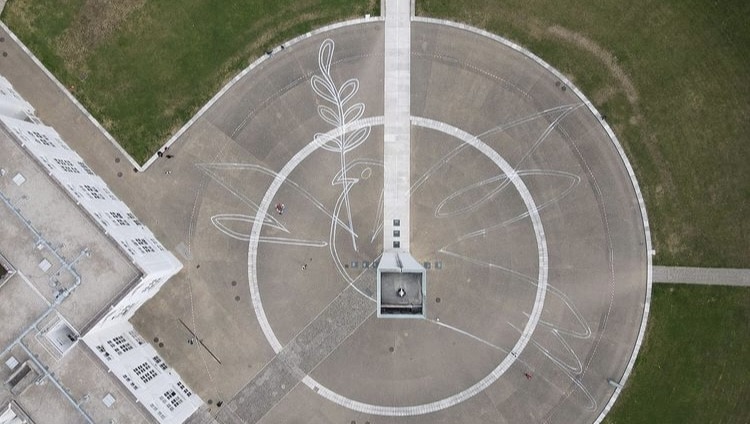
{"left": 143, "top": 18, "right": 650, "bottom": 424}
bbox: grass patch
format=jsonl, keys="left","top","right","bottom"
{"left": 418, "top": 0, "right": 750, "bottom": 268}
{"left": 604, "top": 284, "right": 750, "bottom": 424}
{"left": 2, "top": 0, "right": 379, "bottom": 162}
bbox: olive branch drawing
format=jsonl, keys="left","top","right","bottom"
{"left": 311, "top": 39, "right": 371, "bottom": 250}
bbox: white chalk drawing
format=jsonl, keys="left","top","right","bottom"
{"left": 311, "top": 38, "right": 372, "bottom": 251}
{"left": 204, "top": 41, "right": 379, "bottom": 302}
{"left": 410, "top": 115, "right": 600, "bottom": 414}
{"left": 434, "top": 169, "right": 580, "bottom": 218}
{"left": 410, "top": 108, "right": 599, "bottom": 412}
{"left": 197, "top": 36, "right": 612, "bottom": 419}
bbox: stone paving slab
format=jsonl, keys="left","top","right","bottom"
{"left": 219, "top": 274, "right": 375, "bottom": 423}
{"left": 653, "top": 266, "right": 750, "bottom": 286}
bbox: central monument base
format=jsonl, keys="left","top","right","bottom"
{"left": 377, "top": 252, "right": 426, "bottom": 318}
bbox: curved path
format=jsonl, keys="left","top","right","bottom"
{"left": 127, "top": 5, "right": 651, "bottom": 424}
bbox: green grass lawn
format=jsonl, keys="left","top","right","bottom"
{"left": 2, "top": 0, "right": 378, "bottom": 163}
{"left": 604, "top": 284, "right": 750, "bottom": 424}
{"left": 417, "top": 0, "right": 750, "bottom": 269}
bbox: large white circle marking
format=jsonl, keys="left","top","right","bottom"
{"left": 247, "top": 117, "right": 548, "bottom": 416}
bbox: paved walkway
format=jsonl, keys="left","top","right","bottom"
{"left": 3, "top": 2, "right": 749, "bottom": 423}
{"left": 382, "top": 0, "right": 412, "bottom": 252}
{"left": 653, "top": 266, "right": 750, "bottom": 286}
{"left": 217, "top": 274, "right": 375, "bottom": 424}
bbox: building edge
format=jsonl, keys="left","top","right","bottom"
{"left": 0, "top": 74, "right": 201, "bottom": 424}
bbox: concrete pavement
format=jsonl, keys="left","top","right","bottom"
{"left": 382, "top": 0, "right": 413, "bottom": 251}
{"left": 1, "top": 13, "right": 652, "bottom": 424}
{"left": 653, "top": 266, "right": 750, "bottom": 286}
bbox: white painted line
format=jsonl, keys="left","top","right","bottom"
{"left": 248, "top": 115, "right": 549, "bottom": 416}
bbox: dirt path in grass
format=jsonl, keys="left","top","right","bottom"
{"left": 547, "top": 25, "right": 639, "bottom": 109}
{"left": 57, "top": 0, "right": 147, "bottom": 75}
{"left": 545, "top": 24, "right": 680, "bottom": 258}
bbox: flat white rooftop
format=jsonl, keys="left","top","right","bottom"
{"left": 0, "top": 126, "right": 149, "bottom": 423}
{"left": 0, "top": 127, "right": 140, "bottom": 331}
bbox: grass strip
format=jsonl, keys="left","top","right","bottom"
{"left": 604, "top": 284, "right": 750, "bottom": 424}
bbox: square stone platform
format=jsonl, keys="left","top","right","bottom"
{"left": 377, "top": 251, "right": 425, "bottom": 317}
